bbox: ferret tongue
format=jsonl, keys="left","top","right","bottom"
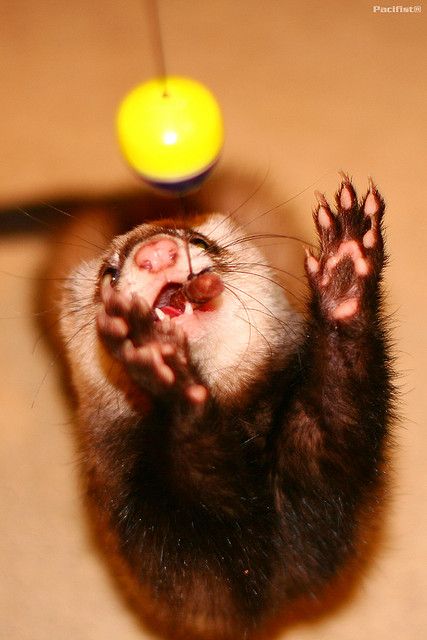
{"left": 161, "top": 306, "right": 182, "bottom": 318}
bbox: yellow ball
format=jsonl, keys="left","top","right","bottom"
{"left": 117, "top": 76, "right": 224, "bottom": 192}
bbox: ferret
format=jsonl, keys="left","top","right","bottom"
{"left": 57, "top": 176, "right": 392, "bottom": 639}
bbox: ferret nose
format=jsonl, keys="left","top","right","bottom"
{"left": 134, "top": 238, "right": 179, "bottom": 273}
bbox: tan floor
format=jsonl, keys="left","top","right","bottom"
{"left": 1, "top": 1, "right": 426, "bottom": 638}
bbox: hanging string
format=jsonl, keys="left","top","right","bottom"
{"left": 145, "top": 0, "right": 169, "bottom": 96}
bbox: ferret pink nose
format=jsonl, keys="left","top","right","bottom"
{"left": 134, "top": 238, "right": 178, "bottom": 273}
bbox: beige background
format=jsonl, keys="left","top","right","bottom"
{"left": 0, "top": 1, "right": 426, "bottom": 638}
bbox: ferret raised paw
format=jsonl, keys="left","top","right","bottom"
{"left": 58, "top": 176, "right": 392, "bottom": 639}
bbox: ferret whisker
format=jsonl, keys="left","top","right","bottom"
{"left": 229, "top": 269, "right": 305, "bottom": 305}
{"left": 241, "top": 434, "right": 262, "bottom": 447}
{"left": 32, "top": 301, "right": 95, "bottom": 355}
{"left": 17, "top": 206, "right": 55, "bottom": 231}
{"left": 228, "top": 165, "right": 271, "bottom": 217}
{"left": 0, "top": 306, "right": 59, "bottom": 321}
{"left": 231, "top": 261, "right": 306, "bottom": 283}
{"left": 224, "top": 281, "right": 276, "bottom": 322}
{"left": 32, "top": 318, "right": 93, "bottom": 407}
{"left": 40, "top": 201, "right": 111, "bottom": 243}
{"left": 0, "top": 298, "right": 94, "bottom": 335}
{"left": 235, "top": 291, "right": 300, "bottom": 345}
{"left": 208, "top": 171, "right": 322, "bottom": 244}
{"left": 1, "top": 298, "right": 93, "bottom": 322}
{"left": 50, "top": 240, "right": 109, "bottom": 254}
{"left": 209, "top": 281, "right": 282, "bottom": 376}
{"left": 17, "top": 206, "right": 106, "bottom": 252}
{"left": 222, "top": 232, "right": 315, "bottom": 250}
{"left": 45, "top": 276, "right": 98, "bottom": 285}
{"left": 59, "top": 296, "right": 97, "bottom": 311}
{"left": 244, "top": 241, "right": 307, "bottom": 252}
{"left": 66, "top": 302, "right": 97, "bottom": 319}
{"left": 208, "top": 166, "right": 271, "bottom": 237}
{"left": 221, "top": 284, "right": 256, "bottom": 364}
{"left": 0, "top": 269, "right": 97, "bottom": 285}
{"left": 237, "top": 172, "right": 331, "bottom": 232}
{"left": 223, "top": 282, "right": 280, "bottom": 354}
{"left": 0, "top": 269, "right": 48, "bottom": 282}
{"left": 242, "top": 306, "right": 301, "bottom": 342}
{"left": 233, "top": 312, "right": 274, "bottom": 360}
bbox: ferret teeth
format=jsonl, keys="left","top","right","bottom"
{"left": 184, "top": 301, "right": 194, "bottom": 315}
{"left": 155, "top": 308, "right": 166, "bottom": 321}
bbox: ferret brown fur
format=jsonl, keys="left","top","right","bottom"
{"left": 54, "top": 176, "right": 392, "bottom": 639}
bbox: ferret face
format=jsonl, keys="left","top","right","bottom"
{"left": 63, "top": 213, "right": 299, "bottom": 401}
{"left": 100, "top": 218, "right": 228, "bottom": 343}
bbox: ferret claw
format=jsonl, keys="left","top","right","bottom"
{"left": 336, "top": 174, "right": 357, "bottom": 211}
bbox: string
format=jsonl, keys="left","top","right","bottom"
{"left": 145, "top": 0, "right": 169, "bottom": 96}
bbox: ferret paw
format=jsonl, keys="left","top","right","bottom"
{"left": 121, "top": 324, "right": 208, "bottom": 405}
{"left": 96, "top": 283, "right": 207, "bottom": 405}
{"left": 305, "top": 175, "right": 385, "bottom": 323}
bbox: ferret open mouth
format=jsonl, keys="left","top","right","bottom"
{"left": 152, "top": 283, "right": 193, "bottom": 320}
{"left": 152, "top": 272, "right": 224, "bottom": 321}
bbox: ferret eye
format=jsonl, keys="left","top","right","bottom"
{"left": 102, "top": 265, "right": 120, "bottom": 285}
{"left": 189, "top": 236, "right": 210, "bottom": 250}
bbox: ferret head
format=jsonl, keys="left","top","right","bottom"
{"left": 63, "top": 213, "right": 300, "bottom": 402}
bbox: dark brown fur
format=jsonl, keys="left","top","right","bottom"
{"left": 56, "top": 177, "right": 393, "bottom": 639}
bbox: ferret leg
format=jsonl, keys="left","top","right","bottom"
{"left": 273, "top": 177, "right": 390, "bottom": 571}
